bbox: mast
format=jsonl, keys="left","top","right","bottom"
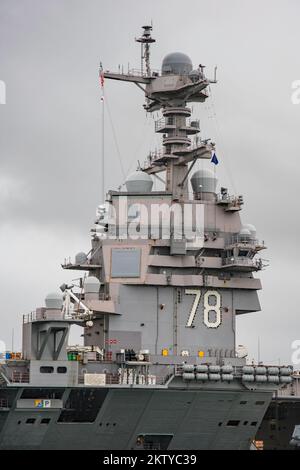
{"left": 103, "top": 25, "right": 217, "bottom": 200}
{"left": 135, "top": 25, "right": 156, "bottom": 76}
{"left": 99, "top": 63, "right": 105, "bottom": 202}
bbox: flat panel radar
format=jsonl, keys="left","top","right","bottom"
{"left": 111, "top": 248, "right": 141, "bottom": 278}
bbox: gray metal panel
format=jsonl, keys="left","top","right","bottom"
{"left": 0, "top": 388, "right": 272, "bottom": 450}
{"left": 111, "top": 248, "right": 141, "bottom": 278}
{"left": 17, "top": 399, "right": 63, "bottom": 409}
{"left": 170, "top": 238, "right": 186, "bottom": 255}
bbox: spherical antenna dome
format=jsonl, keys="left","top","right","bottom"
{"left": 239, "top": 227, "right": 252, "bottom": 240}
{"left": 191, "top": 168, "right": 218, "bottom": 193}
{"left": 162, "top": 52, "right": 193, "bottom": 76}
{"left": 243, "top": 223, "right": 257, "bottom": 237}
{"left": 125, "top": 171, "right": 153, "bottom": 193}
{"left": 84, "top": 276, "right": 100, "bottom": 294}
{"left": 75, "top": 252, "right": 87, "bottom": 265}
{"left": 45, "top": 292, "right": 63, "bottom": 309}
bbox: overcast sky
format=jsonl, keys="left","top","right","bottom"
{"left": 0, "top": 0, "right": 299, "bottom": 365}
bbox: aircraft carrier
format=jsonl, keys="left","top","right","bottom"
{"left": 0, "top": 26, "right": 295, "bottom": 450}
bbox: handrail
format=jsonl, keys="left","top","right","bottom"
{"left": 79, "top": 372, "right": 172, "bottom": 386}
{"left": 128, "top": 68, "right": 160, "bottom": 77}
{"left": 223, "top": 257, "right": 262, "bottom": 268}
{"left": 228, "top": 235, "right": 260, "bottom": 246}
{"left": 216, "top": 193, "right": 241, "bottom": 205}
{"left": 11, "top": 371, "right": 30, "bottom": 383}
{"left": 0, "top": 398, "right": 9, "bottom": 408}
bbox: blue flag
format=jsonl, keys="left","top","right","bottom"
{"left": 211, "top": 152, "right": 219, "bottom": 165}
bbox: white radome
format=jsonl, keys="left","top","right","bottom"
{"left": 125, "top": 171, "right": 153, "bottom": 193}
{"left": 84, "top": 276, "right": 100, "bottom": 294}
{"left": 45, "top": 292, "right": 63, "bottom": 309}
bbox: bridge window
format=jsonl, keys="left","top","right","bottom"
{"left": 40, "top": 366, "right": 54, "bottom": 374}
{"left": 41, "top": 418, "right": 51, "bottom": 424}
{"left": 26, "top": 418, "right": 36, "bottom": 424}
{"left": 227, "top": 420, "right": 240, "bottom": 427}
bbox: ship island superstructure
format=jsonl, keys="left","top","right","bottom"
{"left": 0, "top": 26, "right": 293, "bottom": 450}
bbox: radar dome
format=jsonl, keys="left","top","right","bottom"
{"left": 84, "top": 276, "right": 100, "bottom": 294}
{"left": 239, "top": 227, "right": 252, "bottom": 241}
{"left": 45, "top": 292, "right": 63, "bottom": 310}
{"left": 243, "top": 223, "right": 257, "bottom": 237}
{"left": 125, "top": 171, "right": 153, "bottom": 193}
{"left": 162, "top": 52, "right": 193, "bottom": 76}
{"left": 75, "top": 252, "right": 88, "bottom": 265}
{"left": 191, "top": 168, "right": 218, "bottom": 194}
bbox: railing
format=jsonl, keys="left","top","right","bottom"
{"left": 62, "top": 257, "right": 100, "bottom": 267}
{"left": 0, "top": 399, "right": 9, "bottom": 408}
{"left": 24, "top": 303, "right": 113, "bottom": 324}
{"left": 228, "top": 235, "right": 260, "bottom": 246}
{"left": 142, "top": 150, "right": 165, "bottom": 168}
{"left": 163, "top": 134, "right": 191, "bottom": 142}
{"left": 24, "top": 310, "right": 69, "bottom": 323}
{"left": 216, "top": 193, "right": 242, "bottom": 205}
{"left": 128, "top": 68, "right": 160, "bottom": 77}
{"left": 142, "top": 140, "right": 213, "bottom": 168}
{"left": 155, "top": 117, "right": 176, "bottom": 132}
{"left": 23, "top": 311, "right": 36, "bottom": 323}
{"left": 222, "top": 257, "right": 262, "bottom": 269}
{"left": 146, "top": 149, "right": 164, "bottom": 161}
{"left": 79, "top": 372, "right": 172, "bottom": 386}
{"left": 183, "top": 119, "right": 200, "bottom": 130}
{"left": 11, "top": 371, "right": 30, "bottom": 383}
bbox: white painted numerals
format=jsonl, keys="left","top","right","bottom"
{"left": 203, "top": 290, "right": 221, "bottom": 328}
{"left": 185, "top": 289, "right": 201, "bottom": 327}
{"left": 185, "top": 289, "right": 222, "bottom": 329}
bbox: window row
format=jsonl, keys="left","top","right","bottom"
{"left": 40, "top": 366, "right": 67, "bottom": 374}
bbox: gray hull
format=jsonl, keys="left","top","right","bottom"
{"left": 0, "top": 386, "right": 271, "bottom": 450}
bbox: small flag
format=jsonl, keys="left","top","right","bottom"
{"left": 211, "top": 152, "right": 219, "bottom": 165}
{"left": 99, "top": 62, "right": 104, "bottom": 88}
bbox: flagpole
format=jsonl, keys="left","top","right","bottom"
{"left": 214, "top": 159, "right": 217, "bottom": 229}
{"left": 99, "top": 63, "right": 105, "bottom": 203}
{"left": 101, "top": 87, "right": 105, "bottom": 203}
{"left": 211, "top": 152, "right": 218, "bottom": 230}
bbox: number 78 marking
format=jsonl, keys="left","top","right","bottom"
{"left": 185, "top": 289, "right": 222, "bottom": 328}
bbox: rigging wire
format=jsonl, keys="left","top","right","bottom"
{"left": 103, "top": 93, "right": 126, "bottom": 179}
{"left": 124, "top": 113, "right": 153, "bottom": 177}
{"left": 117, "top": 112, "right": 156, "bottom": 190}
{"left": 103, "top": 87, "right": 156, "bottom": 191}
{"left": 207, "top": 86, "right": 237, "bottom": 194}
